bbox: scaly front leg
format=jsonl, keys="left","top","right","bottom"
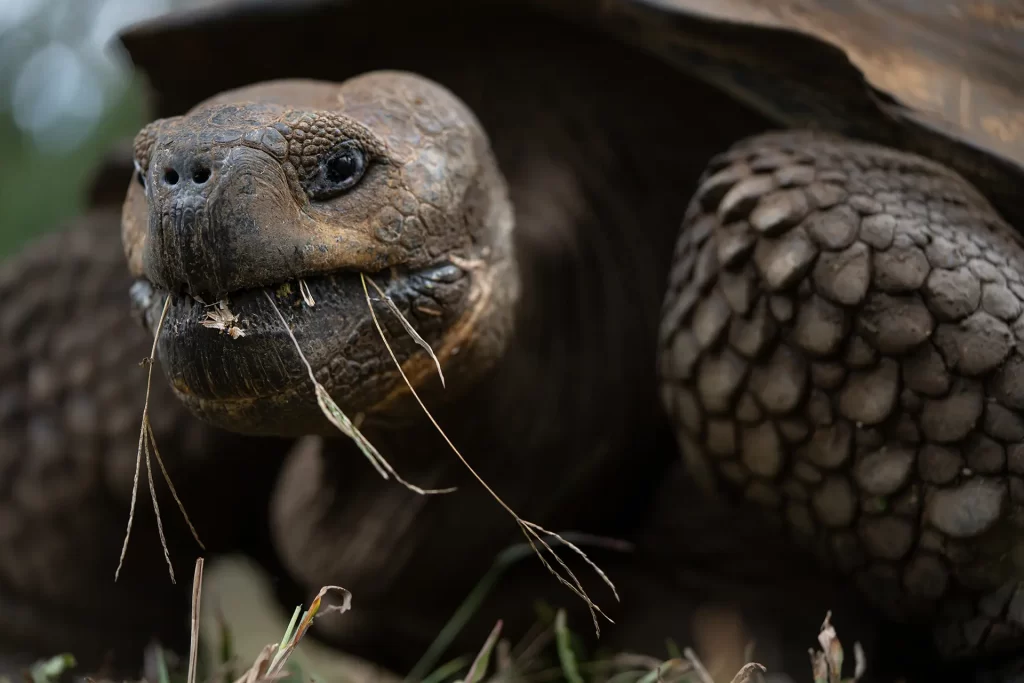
{"left": 658, "top": 130, "right": 1024, "bottom": 658}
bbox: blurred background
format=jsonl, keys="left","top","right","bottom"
{"left": 0, "top": 0, "right": 218, "bottom": 258}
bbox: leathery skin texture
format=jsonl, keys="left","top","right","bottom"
{"left": 122, "top": 74, "right": 518, "bottom": 438}
{"left": 6, "top": 66, "right": 1024, "bottom": 677}
{"left": 659, "top": 130, "right": 1024, "bottom": 657}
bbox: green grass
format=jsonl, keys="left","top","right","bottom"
{"left": 0, "top": 75, "right": 148, "bottom": 260}
{"left": 0, "top": 547, "right": 866, "bottom": 683}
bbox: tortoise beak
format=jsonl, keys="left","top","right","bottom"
{"left": 143, "top": 145, "right": 316, "bottom": 301}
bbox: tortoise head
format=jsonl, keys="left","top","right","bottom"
{"left": 121, "top": 72, "right": 519, "bottom": 436}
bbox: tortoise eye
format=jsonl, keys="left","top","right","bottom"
{"left": 308, "top": 140, "right": 367, "bottom": 200}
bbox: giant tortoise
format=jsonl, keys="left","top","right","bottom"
{"left": 3, "top": 0, "right": 1024, "bottom": 680}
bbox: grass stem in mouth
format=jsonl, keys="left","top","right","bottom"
{"left": 359, "top": 273, "right": 617, "bottom": 637}
{"left": 298, "top": 278, "right": 316, "bottom": 307}
{"left": 364, "top": 274, "right": 445, "bottom": 387}
{"left": 118, "top": 294, "right": 205, "bottom": 584}
{"left": 261, "top": 288, "right": 455, "bottom": 496}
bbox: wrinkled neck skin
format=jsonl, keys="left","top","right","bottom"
{"left": 111, "top": 43, "right": 820, "bottom": 666}
{"left": 126, "top": 29, "right": 774, "bottom": 529}
{"left": 266, "top": 40, "right": 778, "bottom": 561}
{"left": 121, "top": 14, "right": 821, "bottom": 671}
{"left": 259, "top": 44, "right": 780, "bottom": 667}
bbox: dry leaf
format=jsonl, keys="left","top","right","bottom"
{"left": 202, "top": 300, "right": 246, "bottom": 338}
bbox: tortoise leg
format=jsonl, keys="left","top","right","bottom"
{"left": 0, "top": 212, "right": 289, "bottom": 676}
{"left": 658, "top": 131, "right": 1024, "bottom": 658}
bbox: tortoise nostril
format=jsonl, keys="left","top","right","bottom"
{"left": 192, "top": 166, "right": 211, "bottom": 184}
{"left": 164, "top": 168, "right": 180, "bottom": 185}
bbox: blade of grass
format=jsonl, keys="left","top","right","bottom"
{"left": 523, "top": 521, "right": 619, "bottom": 603}
{"left": 682, "top": 648, "right": 714, "bottom": 683}
{"left": 116, "top": 293, "right": 171, "bottom": 581}
{"left": 634, "top": 662, "right": 668, "bottom": 683}
{"left": 146, "top": 416, "right": 205, "bottom": 550}
{"left": 463, "top": 620, "right": 503, "bottom": 683}
{"left": 554, "top": 610, "right": 584, "bottom": 683}
{"left": 189, "top": 558, "right": 205, "bottom": 683}
{"left": 216, "top": 606, "right": 237, "bottom": 683}
{"left": 226, "top": 587, "right": 355, "bottom": 683}
{"left": 233, "top": 644, "right": 276, "bottom": 683}
{"left": 729, "top": 663, "right": 767, "bottom": 683}
{"left": 510, "top": 622, "right": 557, "bottom": 674}
{"left": 298, "top": 279, "right": 315, "bottom": 307}
{"left": 406, "top": 533, "right": 631, "bottom": 679}
{"left": 288, "top": 585, "right": 352, "bottom": 649}
{"left": 154, "top": 646, "right": 171, "bottom": 683}
{"left": 406, "top": 542, "right": 535, "bottom": 682}
{"left": 365, "top": 274, "right": 445, "bottom": 387}
{"left": 360, "top": 273, "right": 617, "bottom": 638}
{"left": 144, "top": 419, "right": 176, "bottom": 582}
{"left": 420, "top": 657, "right": 471, "bottom": 683}
{"left": 28, "top": 654, "right": 76, "bottom": 683}
{"left": 277, "top": 607, "right": 302, "bottom": 661}
{"left": 268, "top": 585, "right": 352, "bottom": 676}
{"left": 117, "top": 295, "right": 204, "bottom": 582}
{"left": 262, "top": 289, "right": 455, "bottom": 496}
{"left": 603, "top": 671, "right": 653, "bottom": 683}
{"left": 496, "top": 638, "right": 512, "bottom": 675}
{"left": 852, "top": 642, "right": 866, "bottom": 681}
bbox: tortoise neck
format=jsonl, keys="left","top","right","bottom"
{"left": 351, "top": 21, "right": 773, "bottom": 522}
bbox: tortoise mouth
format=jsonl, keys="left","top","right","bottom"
{"left": 129, "top": 260, "right": 473, "bottom": 437}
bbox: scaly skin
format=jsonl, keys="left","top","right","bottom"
{"left": 119, "top": 65, "right": 1024, "bottom": 673}
{"left": 119, "top": 60, "right": 755, "bottom": 673}
{"left": 659, "top": 131, "right": 1024, "bottom": 655}
{"left": 5, "top": 26, "right": 1024, "bottom": 677}
{"left": 6, "top": 30, "right": 786, "bottom": 677}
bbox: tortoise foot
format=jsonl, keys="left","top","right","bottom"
{"left": 658, "top": 130, "right": 1024, "bottom": 658}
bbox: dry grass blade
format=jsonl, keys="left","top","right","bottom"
{"left": 116, "top": 294, "right": 171, "bottom": 582}
{"left": 144, "top": 420, "right": 175, "bottom": 582}
{"left": 682, "top": 648, "right": 714, "bottom": 683}
{"left": 234, "top": 645, "right": 277, "bottom": 683}
{"left": 852, "top": 642, "right": 866, "bottom": 680}
{"left": 189, "top": 558, "right": 205, "bottom": 683}
{"left": 517, "top": 529, "right": 612, "bottom": 633}
{"left": 360, "top": 273, "right": 616, "bottom": 636}
{"left": 364, "top": 274, "right": 445, "bottom": 387}
{"left": 496, "top": 638, "right": 512, "bottom": 675}
{"left": 217, "top": 585, "right": 355, "bottom": 683}
{"left": 809, "top": 612, "right": 864, "bottom": 683}
{"left": 223, "top": 584, "right": 354, "bottom": 683}
{"left": 262, "top": 289, "right": 455, "bottom": 496}
{"left": 522, "top": 522, "right": 618, "bottom": 602}
{"left": 117, "top": 294, "right": 205, "bottom": 583}
{"left": 146, "top": 417, "right": 205, "bottom": 549}
{"left": 729, "top": 663, "right": 767, "bottom": 683}
{"left": 269, "top": 584, "right": 352, "bottom": 673}
{"left": 298, "top": 278, "right": 316, "bottom": 307}
{"left": 313, "top": 383, "right": 387, "bottom": 479}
